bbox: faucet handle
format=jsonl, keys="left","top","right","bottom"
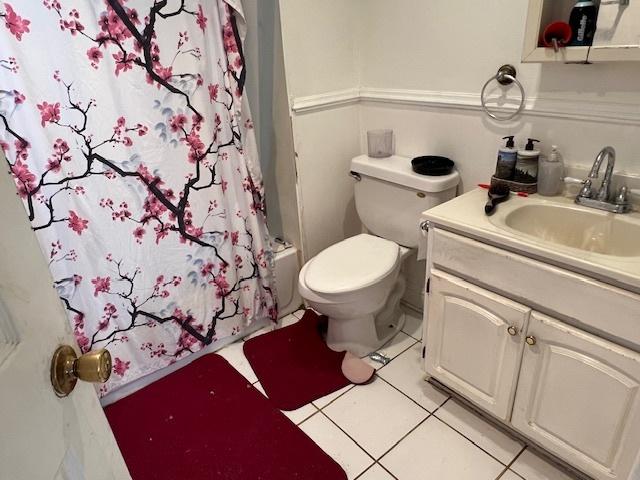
{"left": 615, "top": 185, "right": 629, "bottom": 205}
{"left": 564, "top": 177, "right": 586, "bottom": 185}
{"left": 577, "top": 179, "right": 593, "bottom": 198}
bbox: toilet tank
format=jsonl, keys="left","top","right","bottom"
{"left": 351, "top": 155, "right": 459, "bottom": 248}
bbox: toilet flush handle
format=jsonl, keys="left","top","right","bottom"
{"left": 349, "top": 171, "right": 362, "bottom": 181}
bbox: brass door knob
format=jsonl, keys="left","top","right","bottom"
{"left": 507, "top": 326, "right": 518, "bottom": 336}
{"left": 51, "top": 345, "right": 112, "bottom": 397}
{"left": 525, "top": 335, "right": 537, "bottom": 346}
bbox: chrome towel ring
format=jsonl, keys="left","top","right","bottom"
{"left": 480, "top": 64, "right": 526, "bottom": 122}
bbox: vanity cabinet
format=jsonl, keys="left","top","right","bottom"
{"left": 425, "top": 270, "right": 530, "bottom": 421}
{"left": 512, "top": 312, "right": 640, "bottom": 480}
{"left": 424, "top": 226, "right": 640, "bottom": 480}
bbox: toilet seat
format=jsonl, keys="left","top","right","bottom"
{"left": 304, "top": 234, "right": 400, "bottom": 295}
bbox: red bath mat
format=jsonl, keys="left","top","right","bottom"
{"left": 104, "top": 354, "right": 346, "bottom": 480}
{"left": 243, "top": 310, "right": 351, "bottom": 411}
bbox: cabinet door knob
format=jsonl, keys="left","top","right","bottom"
{"left": 507, "top": 326, "right": 518, "bottom": 336}
{"left": 525, "top": 335, "right": 537, "bottom": 346}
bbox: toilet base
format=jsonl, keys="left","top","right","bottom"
{"left": 325, "top": 276, "right": 407, "bottom": 357}
{"left": 326, "top": 312, "right": 405, "bottom": 357}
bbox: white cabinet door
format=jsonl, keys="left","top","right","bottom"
{"left": 512, "top": 312, "right": 640, "bottom": 480}
{"left": 425, "top": 270, "right": 530, "bottom": 420}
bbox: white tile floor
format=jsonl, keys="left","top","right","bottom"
{"left": 217, "top": 308, "right": 578, "bottom": 480}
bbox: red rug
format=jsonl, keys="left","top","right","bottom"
{"left": 104, "top": 354, "right": 346, "bottom": 480}
{"left": 243, "top": 310, "right": 351, "bottom": 411}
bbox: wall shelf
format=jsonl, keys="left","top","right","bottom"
{"left": 522, "top": 0, "right": 640, "bottom": 63}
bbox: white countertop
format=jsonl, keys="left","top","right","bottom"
{"left": 422, "top": 188, "right": 640, "bottom": 292}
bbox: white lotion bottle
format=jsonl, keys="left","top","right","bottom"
{"left": 538, "top": 145, "right": 564, "bottom": 196}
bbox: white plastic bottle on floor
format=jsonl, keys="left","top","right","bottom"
{"left": 538, "top": 145, "right": 564, "bottom": 196}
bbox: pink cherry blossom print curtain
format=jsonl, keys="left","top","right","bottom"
{"left": 0, "top": 0, "right": 277, "bottom": 394}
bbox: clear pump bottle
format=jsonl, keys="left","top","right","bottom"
{"left": 538, "top": 145, "right": 564, "bottom": 196}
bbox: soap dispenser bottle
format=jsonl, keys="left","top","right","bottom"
{"left": 514, "top": 138, "right": 540, "bottom": 185}
{"left": 538, "top": 145, "right": 564, "bottom": 196}
{"left": 494, "top": 136, "right": 518, "bottom": 180}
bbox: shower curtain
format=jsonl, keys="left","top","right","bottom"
{"left": 0, "top": 0, "right": 277, "bottom": 394}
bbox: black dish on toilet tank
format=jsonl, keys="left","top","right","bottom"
{"left": 411, "top": 156, "right": 454, "bottom": 176}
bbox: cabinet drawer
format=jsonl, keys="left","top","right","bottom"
{"left": 430, "top": 228, "right": 640, "bottom": 348}
{"left": 512, "top": 312, "right": 640, "bottom": 480}
{"left": 425, "top": 270, "right": 530, "bottom": 420}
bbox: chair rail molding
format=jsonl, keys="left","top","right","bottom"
{"left": 290, "top": 86, "right": 640, "bottom": 126}
{"left": 290, "top": 88, "right": 360, "bottom": 114}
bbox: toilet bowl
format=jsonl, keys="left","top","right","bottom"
{"left": 298, "top": 234, "right": 411, "bottom": 356}
{"left": 299, "top": 154, "right": 459, "bottom": 356}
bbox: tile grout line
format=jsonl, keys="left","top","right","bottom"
{"left": 494, "top": 446, "right": 527, "bottom": 480}
{"left": 501, "top": 446, "right": 528, "bottom": 480}
{"left": 353, "top": 461, "right": 399, "bottom": 480}
{"left": 428, "top": 413, "right": 518, "bottom": 470}
{"left": 373, "top": 398, "right": 453, "bottom": 464}
{"left": 375, "top": 373, "right": 448, "bottom": 415}
{"left": 380, "top": 371, "right": 526, "bottom": 470}
{"left": 429, "top": 396, "right": 525, "bottom": 466}
{"left": 301, "top": 411, "right": 381, "bottom": 478}
{"left": 373, "top": 337, "right": 419, "bottom": 372}
{"left": 377, "top": 414, "right": 433, "bottom": 464}
{"left": 353, "top": 463, "right": 375, "bottom": 480}
{"left": 316, "top": 410, "right": 379, "bottom": 466}
{"left": 294, "top": 404, "right": 321, "bottom": 425}
{"left": 377, "top": 461, "right": 400, "bottom": 480}
{"left": 312, "top": 384, "right": 356, "bottom": 410}
{"left": 314, "top": 343, "right": 451, "bottom": 472}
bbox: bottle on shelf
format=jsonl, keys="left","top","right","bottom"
{"left": 569, "top": 1, "right": 598, "bottom": 47}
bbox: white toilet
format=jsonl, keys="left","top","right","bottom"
{"left": 298, "top": 154, "right": 459, "bottom": 356}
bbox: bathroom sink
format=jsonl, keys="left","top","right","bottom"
{"left": 423, "top": 189, "right": 640, "bottom": 291}
{"left": 502, "top": 204, "right": 640, "bottom": 257}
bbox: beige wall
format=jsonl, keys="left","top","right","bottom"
{"left": 278, "top": 0, "right": 640, "bottom": 308}
{"left": 359, "top": 0, "right": 640, "bottom": 107}
{"left": 279, "top": 0, "right": 360, "bottom": 99}
{"left": 357, "top": 0, "right": 640, "bottom": 180}
{"left": 279, "top": 0, "right": 363, "bottom": 260}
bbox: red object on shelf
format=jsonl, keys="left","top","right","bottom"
{"left": 541, "top": 22, "right": 573, "bottom": 50}
{"left": 105, "top": 353, "right": 347, "bottom": 480}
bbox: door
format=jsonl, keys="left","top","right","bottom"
{"left": 0, "top": 165, "right": 130, "bottom": 479}
{"left": 425, "top": 270, "right": 530, "bottom": 420}
{"left": 512, "top": 312, "right": 640, "bottom": 480}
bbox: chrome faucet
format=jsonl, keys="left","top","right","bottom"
{"left": 575, "top": 146, "right": 631, "bottom": 213}
{"left": 588, "top": 146, "right": 615, "bottom": 201}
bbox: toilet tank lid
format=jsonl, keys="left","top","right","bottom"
{"left": 351, "top": 155, "right": 459, "bottom": 192}
{"left": 305, "top": 234, "right": 399, "bottom": 295}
